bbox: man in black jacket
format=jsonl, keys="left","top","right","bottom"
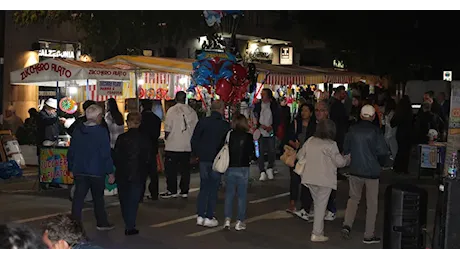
{"left": 329, "top": 86, "right": 348, "bottom": 152}
{"left": 342, "top": 105, "right": 388, "bottom": 244}
{"left": 114, "top": 112, "right": 153, "bottom": 236}
{"left": 191, "top": 100, "right": 230, "bottom": 227}
{"left": 139, "top": 100, "right": 161, "bottom": 201}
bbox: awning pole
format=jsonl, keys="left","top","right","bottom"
{"left": 56, "top": 81, "right": 61, "bottom": 113}
{"left": 86, "top": 79, "right": 89, "bottom": 101}
{"left": 134, "top": 69, "right": 139, "bottom": 111}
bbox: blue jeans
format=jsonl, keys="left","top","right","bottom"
{"left": 118, "top": 181, "right": 142, "bottom": 230}
{"left": 71, "top": 175, "right": 109, "bottom": 227}
{"left": 224, "top": 167, "right": 249, "bottom": 221}
{"left": 197, "top": 162, "right": 221, "bottom": 219}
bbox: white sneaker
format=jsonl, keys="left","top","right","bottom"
{"left": 196, "top": 216, "right": 205, "bottom": 226}
{"left": 311, "top": 234, "right": 329, "bottom": 242}
{"left": 203, "top": 218, "right": 219, "bottom": 227}
{"left": 223, "top": 218, "right": 231, "bottom": 230}
{"left": 266, "top": 168, "right": 274, "bottom": 180}
{"left": 324, "top": 211, "right": 336, "bottom": 221}
{"left": 235, "top": 221, "right": 246, "bottom": 231}
{"left": 259, "top": 172, "right": 267, "bottom": 181}
{"left": 294, "top": 209, "right": 310, "bottom": 221}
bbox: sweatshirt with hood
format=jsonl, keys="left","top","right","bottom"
{"left": 164, "top": 103, "right": 198, "bottom": 152}
{"left": 67, "top": 123, "right": 113, "bottom": 177}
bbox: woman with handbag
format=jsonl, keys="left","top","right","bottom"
{"left": 285, "top": 104, "right": 316, "bottom": 218}
{"left": 223, "top": 114, "right": 255, "bottom": 231}
{"left": 296, "top": 119, "right": 350, "bottom": 242}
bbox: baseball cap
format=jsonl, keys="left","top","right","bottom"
{"left": 45, "top": 98, "right": 57, "bottom": 109}
{"left": 360, "top": 104, "right": 376, "bottom": 117}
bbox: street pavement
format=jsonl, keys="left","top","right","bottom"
{"left": 0, "top": 159, "right": 440, "bottom": 249}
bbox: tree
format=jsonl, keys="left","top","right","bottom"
{"left": 13, "top": 11, "right": 205, "bottom": 60}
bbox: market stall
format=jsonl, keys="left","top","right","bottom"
{"left": 10, "top": 58, "right": 131, "bottom": 186}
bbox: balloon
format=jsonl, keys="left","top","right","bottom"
{"left": 223, "top": 10, "right": 243, "bottom": 15}
{"left": 215, "top": 78, "right": 233, "bottom": 103}
{"left": 231, "top": 64, "right": 248, "bottom": 85}
{"left": 203, "top": 11, "right": 223, "bottom": 27}
{"left": 217, "top": 69, "right": 233, "bottom": 80}
{"left": 192, "top": 61, "right": 200, "bottom": 70}
{"left": 200, "top": 60, "right": 213, "bottom": 70}
{"left": 196, "top": 77, "right": 210, "bottom": 87}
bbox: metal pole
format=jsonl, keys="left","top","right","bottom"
{"left": 134, "top": 69, "right": 139, "bottom": 111}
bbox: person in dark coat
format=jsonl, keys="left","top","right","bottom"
{"left": 415, "top": 102, "right": 443, "bottom": 144}
{"left": 37, "top": 98, "right": 63, "bottom": 145}
{"left": 391, "top": 95, "right": 414, "bottom": 174}
{"left": 329, "top": 86, "right": 348, "bottom": 152}
{"left": 139, "top": 99, "right": 161, "bottom": 201}
{"left": 114, "top": 112, "right": 153, "bottom": 236}
{"left": 68, "top": 100, "right": 109, "bottom": 137}
{"left": 68, "top": 104, "right": 114, "bottom": 231}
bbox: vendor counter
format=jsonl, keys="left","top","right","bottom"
{"left": 39, "top": 138, "right": 167, "bottom": 186}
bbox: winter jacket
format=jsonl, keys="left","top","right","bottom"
{"left": 37, "top": 109, "right": 60, "bottom": 143}
{"left": 229, "top": 129, "right": 255, "bottom": 168}
{"left": 139, "top": 109, "right": 162, "bottom": 155}
{"left": 164, "top": 103, "right": 198, "bottom": 152}
{"left": 253, "top": 100, "right": 281, "bottom": 136}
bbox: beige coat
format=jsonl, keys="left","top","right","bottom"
{"left": 296, "top": 137, "right": 350, "bottom": 190}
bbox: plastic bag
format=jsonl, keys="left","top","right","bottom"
{"left": 0, "top": 160, "right": 23, "bottom": 180}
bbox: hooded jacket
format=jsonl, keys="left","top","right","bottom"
{"left": 67, "top": 123, "right": 113, "bottom": 177}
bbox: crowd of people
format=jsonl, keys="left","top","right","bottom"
{"left": 0, "top": 85, "right": 451, "bottom": 248}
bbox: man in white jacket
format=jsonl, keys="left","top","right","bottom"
{"left": 160, "top": 91, "right": 198, "bottom": 199}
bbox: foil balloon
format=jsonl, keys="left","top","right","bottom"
{"left": 231, "top": 64, "right": 248, "bottom": 85}
{"left": 203, "top": 10, "right": 223, "bottom": 27}
{"left": 215, "top": 78, "right": 233, "bottom": 103}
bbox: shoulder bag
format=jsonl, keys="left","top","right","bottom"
{"left": 212, "top": 130, "right": 233, "bottom": 174}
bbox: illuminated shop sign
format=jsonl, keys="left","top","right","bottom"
{"left": 38, "top": 49, "right": 75, "bottom": 59}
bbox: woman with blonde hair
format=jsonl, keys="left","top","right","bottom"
{"left": 223, "top": 114, "right": 255, "bottom": 231}
{"left": 296, "top": 119, "right": 350, "bottom": 242}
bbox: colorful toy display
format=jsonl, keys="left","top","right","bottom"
{"left": 59, "top": 97, "right": 78, "bottom": 114}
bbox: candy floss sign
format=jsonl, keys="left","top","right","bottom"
{"left": 97, "top": 81, "right": 123, "bottom": 96}
{"left": 21, "top": 62, "right": 72, "bottom": 81}
{"left": 39, "top": 148, "right": 73, "bottom": 184}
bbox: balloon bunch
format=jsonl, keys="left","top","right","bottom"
{"left": 190, "top": 51, "right": 250, "bottom": 104}
{"left": 203, "top": 10, "right": 244, "bottom": 27}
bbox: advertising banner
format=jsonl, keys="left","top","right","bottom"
{"left": 39, "top": 148, "right": 73, "bottom": 184}
{"left": 420, "top": 144, "right": 438, "bottom": 169}
{"left": 97, "top": 81, "right": 123, "bottom": 96}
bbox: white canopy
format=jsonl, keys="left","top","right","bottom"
{"left": 10, "top": 58, "right": 131, "bottom": 87}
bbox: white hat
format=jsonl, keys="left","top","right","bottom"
{"left": 360, "top": 104, "right": 376, "bottom": 117}
{"left": 45, "top": 98, "right": 57, "bottom": 109}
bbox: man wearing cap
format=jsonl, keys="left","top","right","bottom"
{"left": 341, "top": 104, "right": 388, "bottom": 244}
{"left": 37, "top": 98, "right": 65, "bottom": 146}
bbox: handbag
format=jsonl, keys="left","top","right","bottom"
{"left": 294, "top": 138, "right": 312, "bottom": 175}
{"left": 280, "top": 145, "right": 296, "bottom": 167}
{"left": 212, "top": 130, "right": 233, "bottom": 174}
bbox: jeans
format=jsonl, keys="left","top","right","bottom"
{"left": 164, "top": 151, "right": 191, "bottom": 194}
{"left": 118, "top": 181, "right": 142, "bottom": 230}
{"left": 71, "top": 175, "right": 109, "bottom": 227}
{"left": 196, "top": 162, "right": 221, "bottom": 219}
{"left": 327, "top": 189, "right": 337, "bottom": 213}
{"left": 224, "top": 167, "right": 249, "bottom": 221}
{"left": 258, "top": 136, "right": 276, "bottom": 172}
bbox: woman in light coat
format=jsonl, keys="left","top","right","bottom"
{"left": 296, "top": 119, "right": 350, "bottom": 242}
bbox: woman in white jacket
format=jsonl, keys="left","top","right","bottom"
{"left": 296, "top": 119, "right": 350, "bottom": 242}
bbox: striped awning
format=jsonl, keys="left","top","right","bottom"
{"left": 101, "top": 55, "right": 194, "bottom": 75}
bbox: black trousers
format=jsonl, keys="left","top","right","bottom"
{"left": 289, "top": 168, "right": 313, "bottom": 211}
{"left": 394, "top": 137, "right": 411, "bottom": 173}
{"left": 164, "top": 151, "right": 191, "bottom": 194}
{"left": 118, "top": 181, "right": 142, "bottom": 230}
{"left": 141, "top": 156, "right": 158, "bottom": 200}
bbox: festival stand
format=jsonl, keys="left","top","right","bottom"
{"left": 10, "top": 59, "right": 130, "bottom": 186}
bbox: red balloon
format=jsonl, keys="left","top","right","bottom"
{"left": 215, "top": 78, "right": 233, "bottom": 103}
{"left": 231, "top": 80, "right": 250, "bottom": 104}
{"left": 231, "top": 64, "right": 248, "bottom": 85}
